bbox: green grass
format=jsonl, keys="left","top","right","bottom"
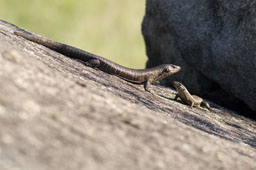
{"left": 0, "top": 0, "right": 147, "bottom": 68}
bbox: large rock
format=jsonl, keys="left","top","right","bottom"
{"left": 1, "top": 20, "right": 256, "bottom": 169}
{"left": 142, "top": 0, "right": 256, "bottom": 114}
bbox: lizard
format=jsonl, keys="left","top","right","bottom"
{"left": 14, "top": 29, "right": 181, "bottom": 92}
{"left": 172, "top": 81, "right": 211, "bottom": 110}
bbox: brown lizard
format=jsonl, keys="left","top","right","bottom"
{"left": 14, "top": 29, "right": 181, "bottom": 92}
{"left": 172, "top": 81, "right": 211, "bottom": 110}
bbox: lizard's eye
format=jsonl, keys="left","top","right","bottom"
{"left": 162, "top": 67, "right": 170, "bottom": 73}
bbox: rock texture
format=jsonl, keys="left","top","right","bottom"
{"left": 0, "top": 20, "right": 256, "bottom": 170}
{"left": 142, "top": 0, "right": 256, "bottom": 114}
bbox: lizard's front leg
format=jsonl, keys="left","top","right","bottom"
{"left": 190, "top": 101, "right": 194, "bottom": 108}
{"left": 174, "top": 94, "right": 179, "bottom": 100}
{"left": 144, "top": 77, "right": 154, "bottom": 92}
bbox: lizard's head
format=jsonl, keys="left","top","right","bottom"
{"left": 155, "top": 64, "right": 181, "bottom": 81}
{"left": 172, "top": 81, "right": 186, "bottom": 92}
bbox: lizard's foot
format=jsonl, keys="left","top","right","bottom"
{"left": 146, "top": 89, "right": 154, "bottom": 95}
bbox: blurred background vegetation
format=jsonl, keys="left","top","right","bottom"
{"left": 0, "top": 0, "right": 147, "bottom": 68}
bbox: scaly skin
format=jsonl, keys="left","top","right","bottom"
{"left": 172, "top": 81, "right": 211, "bottom": 110}
{"left": 14, "top": 29, "right": 181, "bottom": 92}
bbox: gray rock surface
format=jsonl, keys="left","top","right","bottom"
{"left": 142, "top": 0, "right": 256, "bottom": 113}
{"left": 0, "top": 20, "right": 256, "bottom": 170}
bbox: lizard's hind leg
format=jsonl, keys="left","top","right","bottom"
{"left": 79, "top": 58, "right": 101, "bottom": 68}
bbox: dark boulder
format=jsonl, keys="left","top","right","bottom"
{"left": 142, "top": 0, "right": 256, "bottom": 114}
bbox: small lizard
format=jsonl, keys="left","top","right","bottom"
{"left": 14, "top": 29, "right": 181, "bottom": 92}
{"left": 172, "top": 81, "right": 211, "bottom": 110}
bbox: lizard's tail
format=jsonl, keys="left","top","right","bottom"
{"left": 14, "top": 29, "right": 97, "bottom": 61}
{"left": 201, "top": 101, "right": 211, "bottom": 110}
